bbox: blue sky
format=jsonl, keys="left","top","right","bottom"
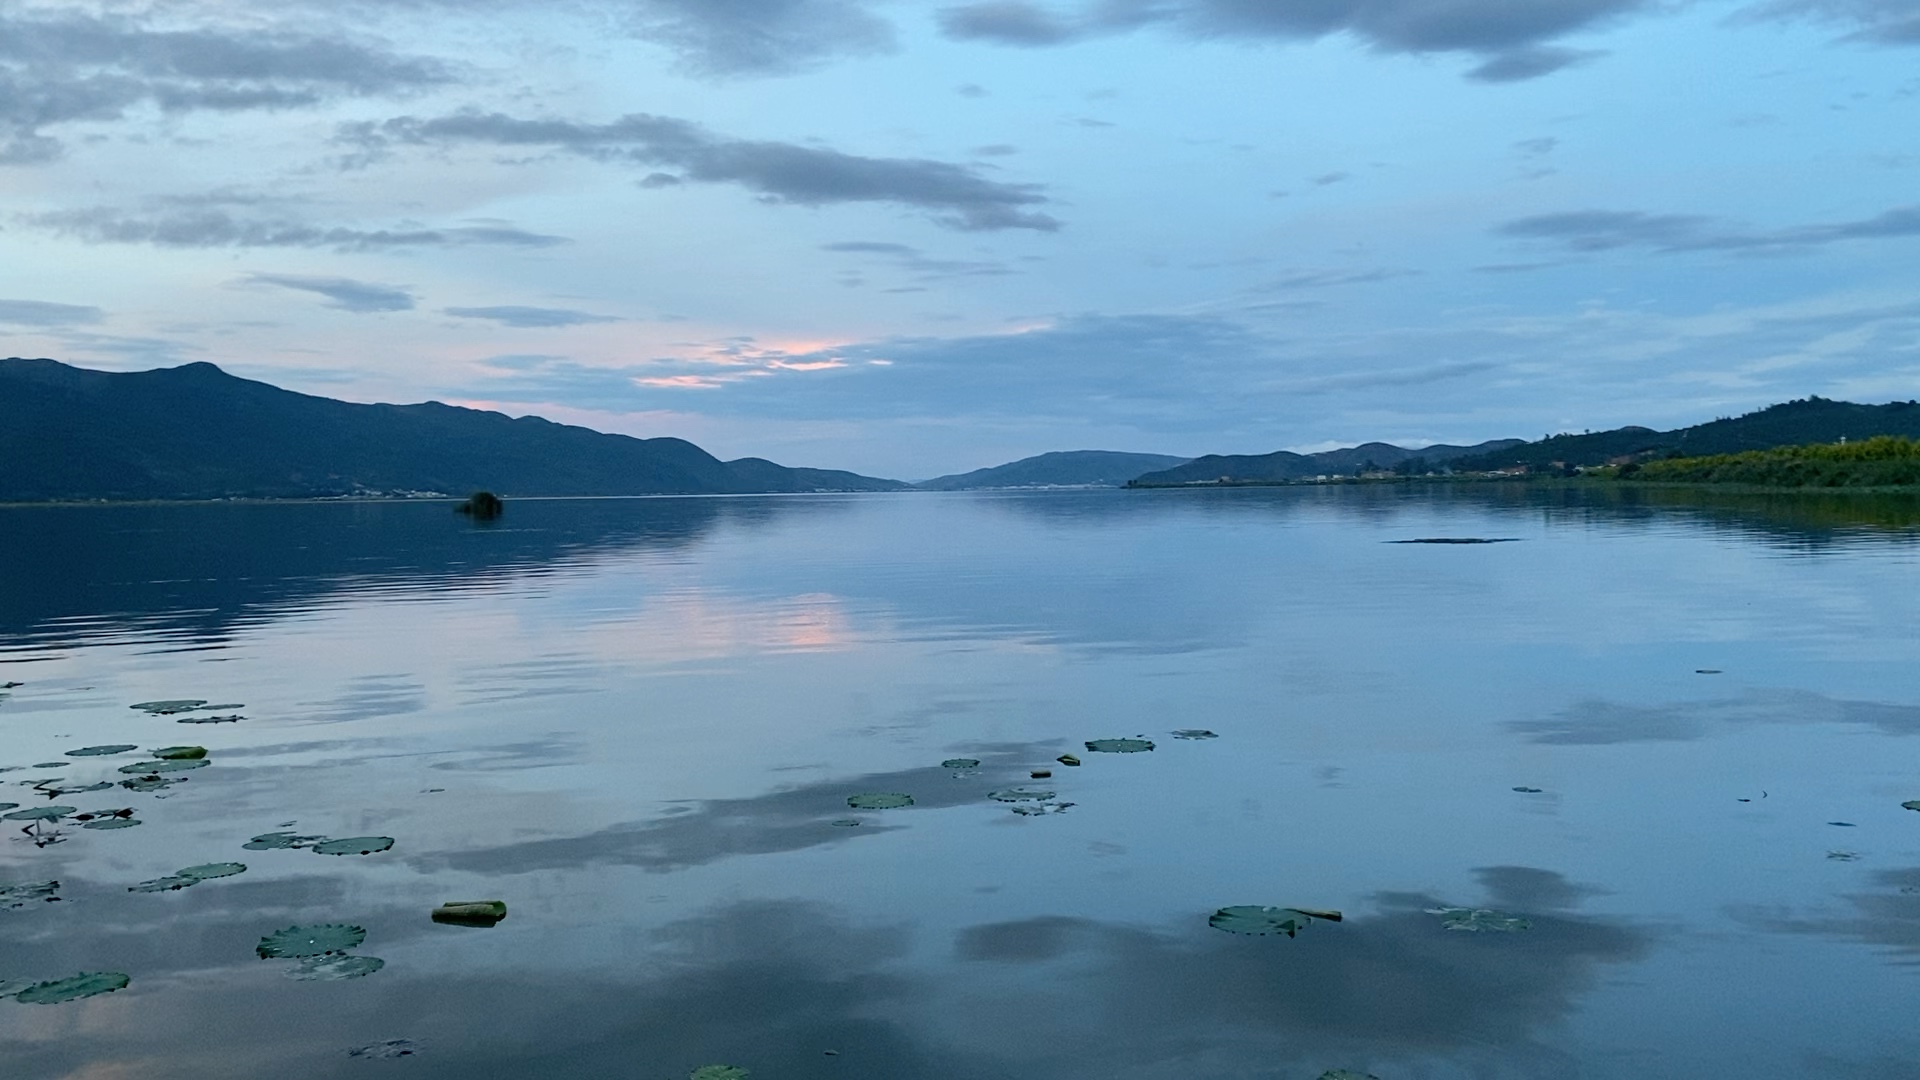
{"left": 1, "top": 0, "right": 1916, "bottom": 478}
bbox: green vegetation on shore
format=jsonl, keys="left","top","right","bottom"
{"left": 1621, "top": 436, "right": 1920, "bottom": 488}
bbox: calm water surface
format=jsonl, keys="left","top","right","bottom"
{"left": 2, "top": 487, "right": 1919, "bottom": 1080}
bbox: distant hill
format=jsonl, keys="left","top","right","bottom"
{"left": 917, "top": 450, "right": 1192, "bottom": 490}
{"left": 1446, "top": 398, "right": 1920, "bottom": 473}
{"left": 0, "top": 358, "right": 907, "bottom": 501}
{"left": 1131, "top": 440, "right": 1525, "bottom": 486}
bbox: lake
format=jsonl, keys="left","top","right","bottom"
{"left": 2, "top": 485, "right": 1919, "bottom": 1080}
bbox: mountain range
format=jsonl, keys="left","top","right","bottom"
{"left": 0, "top": 358, "right": 906, "bottom": 501}
{"left": 916, "top": 451, "right": 1191, "bottom": 490}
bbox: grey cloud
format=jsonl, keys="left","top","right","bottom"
{"left": 243, "top": 272, "right": 415, "bottom": 313}
{"left": 1746, "top": 0, "right": 1920, "bottom": 45}
{"left": 445, "top": 305, "right": 623, "bottom": 327}
{"left": 23, "top": 207, "right": 567, "bottom": 250}
{"left": 622, "top": 0, "right": 897, "bottom": 76}
{"left": 0, "top": 13, "right": 450, "bottom": 164}
{"left": 359, "top": 110, "right": 1060, "bottom": 231}
{"left": 936, "top": 0, "right": 1649, "bottom": 80}
{"left": 0, "top": 299, "right": 104, "bottom": 327}
{"left": 1498, "top": 205, "right": 1920, "bottom": 253}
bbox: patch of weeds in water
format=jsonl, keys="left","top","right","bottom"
{"left": 313, "top": 837, "right": 395, "bottom": 856}
{"left": 846, "top": 793, "right": 913, "bottom": 810}
{"left": 1171, "top": 729, "right": 1218, "bottom": 740}
{"left": 940, "top": 758, "right": 981, "bottom": 770}
{"left": 117, "top": 758, "right": 207, "bottom": 774}
{"left": 1428, "top": 907, "right": 1532, "bottom": 932}
{"left": 64, "top": 745, "right": 138, "bottom": 757}
{"left": 1208, "top": 906, "right": 1340, "bottom": 937}
{"left": 257, "top": 923, "right": 367, "bottom": 959}
{"left": 12, "top": 972, "right": 129, "bottom": 1004}
{"left": 349, "top": 1039, "right": 420, "bottom": 1059}
{"left": 1085, "top": 738, "right": 1154, "bottom": 753}
{"left": 291, "top": 954, "right": 385, "bottom": 981}
{"left": 432, "top": 901, "right": 507, "bottom": 928}
{"left": 988, "top": 788, "right": 1055, "bottom": 803}
{"left": 690, "top": 1067, "right": 750, "bottom": 1080}
{"left": 0, "top": 880, "right": 60, "bottom": 908}
{"left": 151, "top": 746, "right": 207, "bottom": 760}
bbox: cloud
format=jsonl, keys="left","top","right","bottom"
{"left": 445, "top": 305, "right": 622, "bottom": 327}
{"left": 0, "top": 299, "right": 104, "bottom": 326}
{"left": 243, "top": 272, "right": 415, "bottom": 312}
{"left": 1262, "top": 267, "right": 1417, "bottom": 289}
{"left": 1496, "top": 205, "right": 1920, "bottom": 253}
{"left": 22, "top": 207, "right": 567, "bottom": 250}
{"left": 0, "top": 12, "right": 451, "bottom": 164}
{"left": 821, "top": 240, "right": 1015, "bottom": 280}
{"left": 622, "top": 0, "right": 897, "bottom": 76}
{"left": 934, "top": 0, "right": 1649, "bottom": 80}
{"left": 352, "top": 110, "right": 1061, "bottom": 232}
{"left": 1744, "top": 0, "right": 1920, "bottom": 45}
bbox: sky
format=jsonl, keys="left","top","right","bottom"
{"left": 0, "top": 0, "right": 1916, "bottom": 479}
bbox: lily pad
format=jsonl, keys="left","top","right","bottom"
{"left": 14, "top": 972, "right": 129, "bottom": 1004}
{"left": 940, "top": 758, "right": 981, "bottom": 770}
{"left": 1009, "top": 802, "right": 1074, "bottom": 816}
{"left": 1085, "top": 738, "right": 1154, "bottom": 753}
{"left": 0, "top": 881, "right": 59, "bottom": 908}
{"left": 257, "top": 923, "right": 367, "bottom": 959}
{"left": 691, "top": 1067, "right": 750, "bottom": 1080}
{"left": 66, "top": 745, "right": 139, "bottom": 757}
{"left": 1056, "top": 754, "right": 1081, "bottom": 766}
{"left": 31, "top": 762, "right": 69, "bottom": 769}
{"left": 0, "top": 803, "right": 15, "bottom": 812}
{"left": 177, "top": 714, "right": 241, "bottom": 725}
{"left": 181, "top": 862, "right": 247, "bottom": 881}
{"left": 846, "top": 793, "right": 913, "bottom": 810}
{"left": 829, "top": 819, "right": 861, "bottom": 827}
{"left": 1208, "top": 905, "right": 1335, "bottom": 937}
{"left": 1429, "top": 906, "right": 1532, "bottom": 932}
{"left": 244, "top": 831, "right": 324, "bottom": 850}
{"left": 988, "top": 788, "right": 1055, "bottom": 802}
{"left": 117, "top": 758, "right": 207, "bottom": 774}
{"left": 313, "top": 836, "right": 395, "bottom": 856}
{"left": 120, "top": 775, "right": 186, "bottom": 792}
{"left": 128, "top": 875, "right": 199, "bottom": 893}
{"left": 432, "top": 901, "right": 507, "bottom": 927}
{"left": 290, "top": 954, "right": 385, "bottom": 981}
{"left": 1171, "top": 729, "right": 1218, "bottom": 740}
{"left": 1902, "top": 800, "right": 1920, "bottom": 812}
{"left": 1512, "top": 786, "right": 1544, "bottom": 794}
{"left": 151, "top": 746, "right": 207, "bottom": 760}
{"left": 37, "top": 782, "right": 115, "bottom": 797}
{"left": 4, "top": 806, "right": 74, "bottom": 821}
{"left": 130, "top": 700, "right": 207, "bottom": 714}
{"left": 81, "top": 818, "right": 141, "bottom": 830}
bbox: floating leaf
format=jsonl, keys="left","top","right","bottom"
{"left": 349, "top": 1040, "right": 420, "bottom": 1059}
{"left": 691, "top": 1067, "right": 750, "bottom": 1080}
{"left": 1828, "top": 850, "right": 1862, "bottom": 862}
{"left": 313, "top": 836, "right": 394, "bottom": 856}
{"left": 117, "top": 759, "right": 207, "bottom": 774}
{"left": 81, "top": 818, "right": 141, "bottom": 831}
{"left": 1512, "top": 786, "right": 1544, "bottom": 793}
{"left": 129, "top": 875, "right": 198, "bottom": 893}
{"left": 940, "top": 758, "right": 980, "bottom": 770}
{"left": 130, "top": 700, "right": 207, "bottom": 714}
{"left": 151, "top": 746, "right": 207, "bottom": 761}
{"left": 31, "top": 762, "right": 69, "bottom": 769}
{"left": 1171, "top": 729, "right": 1218, "bottom": 740}
{"left": 1056, "top": 754, "right": 1081, "bottom": 767}
{"left": 432, "top": 901, "right": 507, "bottom": 927}
{"left": 0, "top": 803, "right": 15, "bottom": 812}
{"left": 1902, "top": 801, "right": 1920, "bottom": 812}
{"left": 37, "top": 782, "right": 115, "bottom": 797}
{"left": 846, "top": 793, "right": 913, "bottom": 810}
{"left": 0, "top": 881, "right": 59, "bottom": 908}
{"left": 1009, "top": 802, "right": 1074, "bottom": 816}
{"left": 257, "top": 923, "right": 366, "bottom": 959}
{"left": 988, "top": 788, "right": 1055, "bottom": 802}
{"left": 1085, "top": 738, "right": 1154, "bottom": 753}
{"left": 66, "top": 737, "right": 139, "bottom": 757}
{"left": 290, "top": 954, "right": 385, "bottom": 981}
{"left": 1428, "top": 907, "right": 1532, "bottom": 932}
{"left": 1318, "top": 1071, "right": 1381, "bottom": 1080}
{"left": 1208, "top": 906, "right": 1334, "bottom": 937}
{"left": 181, "top": 862, "right": 246, "bottom": 882}
{"left": 177, "top": 714, "right": 241, "bottom": 725}
{"left": 829, "top": 819, "right": 861, "bottom": 827}
{"left": 244, "top": 831, "right": 324, "bottom": 850}
{"left": 120, "top": 775, "right": 186, "bottom": 792}
{"left": 4, "top": 806, "right": 74, "bottom": 821}
{"left": 14, "top": 972, "right": 129, "bottom": 1004}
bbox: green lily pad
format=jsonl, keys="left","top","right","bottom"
{"left": 14, "top": 972, "right": 129, "bottom": 1004}
{"left": 130, "top": 700, "right": 207, "bottom": 714}
{"left": 691, "top": 1067, "right": 750, "bottom": 1080}
{"left": 1009, "top": 801, "right": 1074, "bottom": 816}
{"left": 128, "top": 875, "right": 199, "bottom": 893}
{"left": 4, "top": 806, "right": 74, "bottom": 822}
{"left": 31, "top": 762, "right": 69, "bottom": 769}
{"left": 66, "top": 745, "right": 139, "bottom": 757}
{"left": 1208, "top": 906, "right": 1337, "bottom": 937}
{"left": 290, "top": 954, "right": 385, "bottom": 981}
{"left": 177, "top": 714, "right": 241, "bottom": 725}
{"left": 846, "top": 793, "right": 913, "bottom": 810}
{"left": 988, "top": 788, "right": 1055, "bottom": 802}
{"left": 1085, "top": 738, "right": 1154, "bottom": 753}
{"left": 1428, "top": 907, "right": 1532, "bottom": 932}
{"left": 0, "top": 979, "right": 27, "bottom": 999}
{"left": 37, "top": 782, "right": 115, "bottom": 797}
{"left": 151, "top": 746, "right": 207, "bottom": 761}
{"left": 941, "top": 758, "right": 981, "bottom": 770}
{"left": 0, "top": 881, "right": 59, "bottom": 908}
{"left": 244, "top": 831, "right": 324, "bottom": 850}
{"left": 257, "top": 924, "right": 367, "bottom": 959}
{"left": 81, "top": 818, "right": 141, "bottom": 830}
{"left": 181, "top": 862, "right": 247, "bottom": 881}
{"left": 1171, "top": 729, "right": 1218, "bottom": 740}
{"left": 0, "top": 803, "right": 15, "bottom": 813}
{"left": 117, "top": 758, "right": 207, "bottom": 774}
{"left": 120, "top": 775, "right": 186, "bottom": 792}
{"left": 1903, "top": 800, "right": 1920, "bottom": 812}
{"left": 1056, "top": 754, "right": 1081, "bottom": 766}
{"left": 313, "top": 836, "right": 395, "bottom": 856}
